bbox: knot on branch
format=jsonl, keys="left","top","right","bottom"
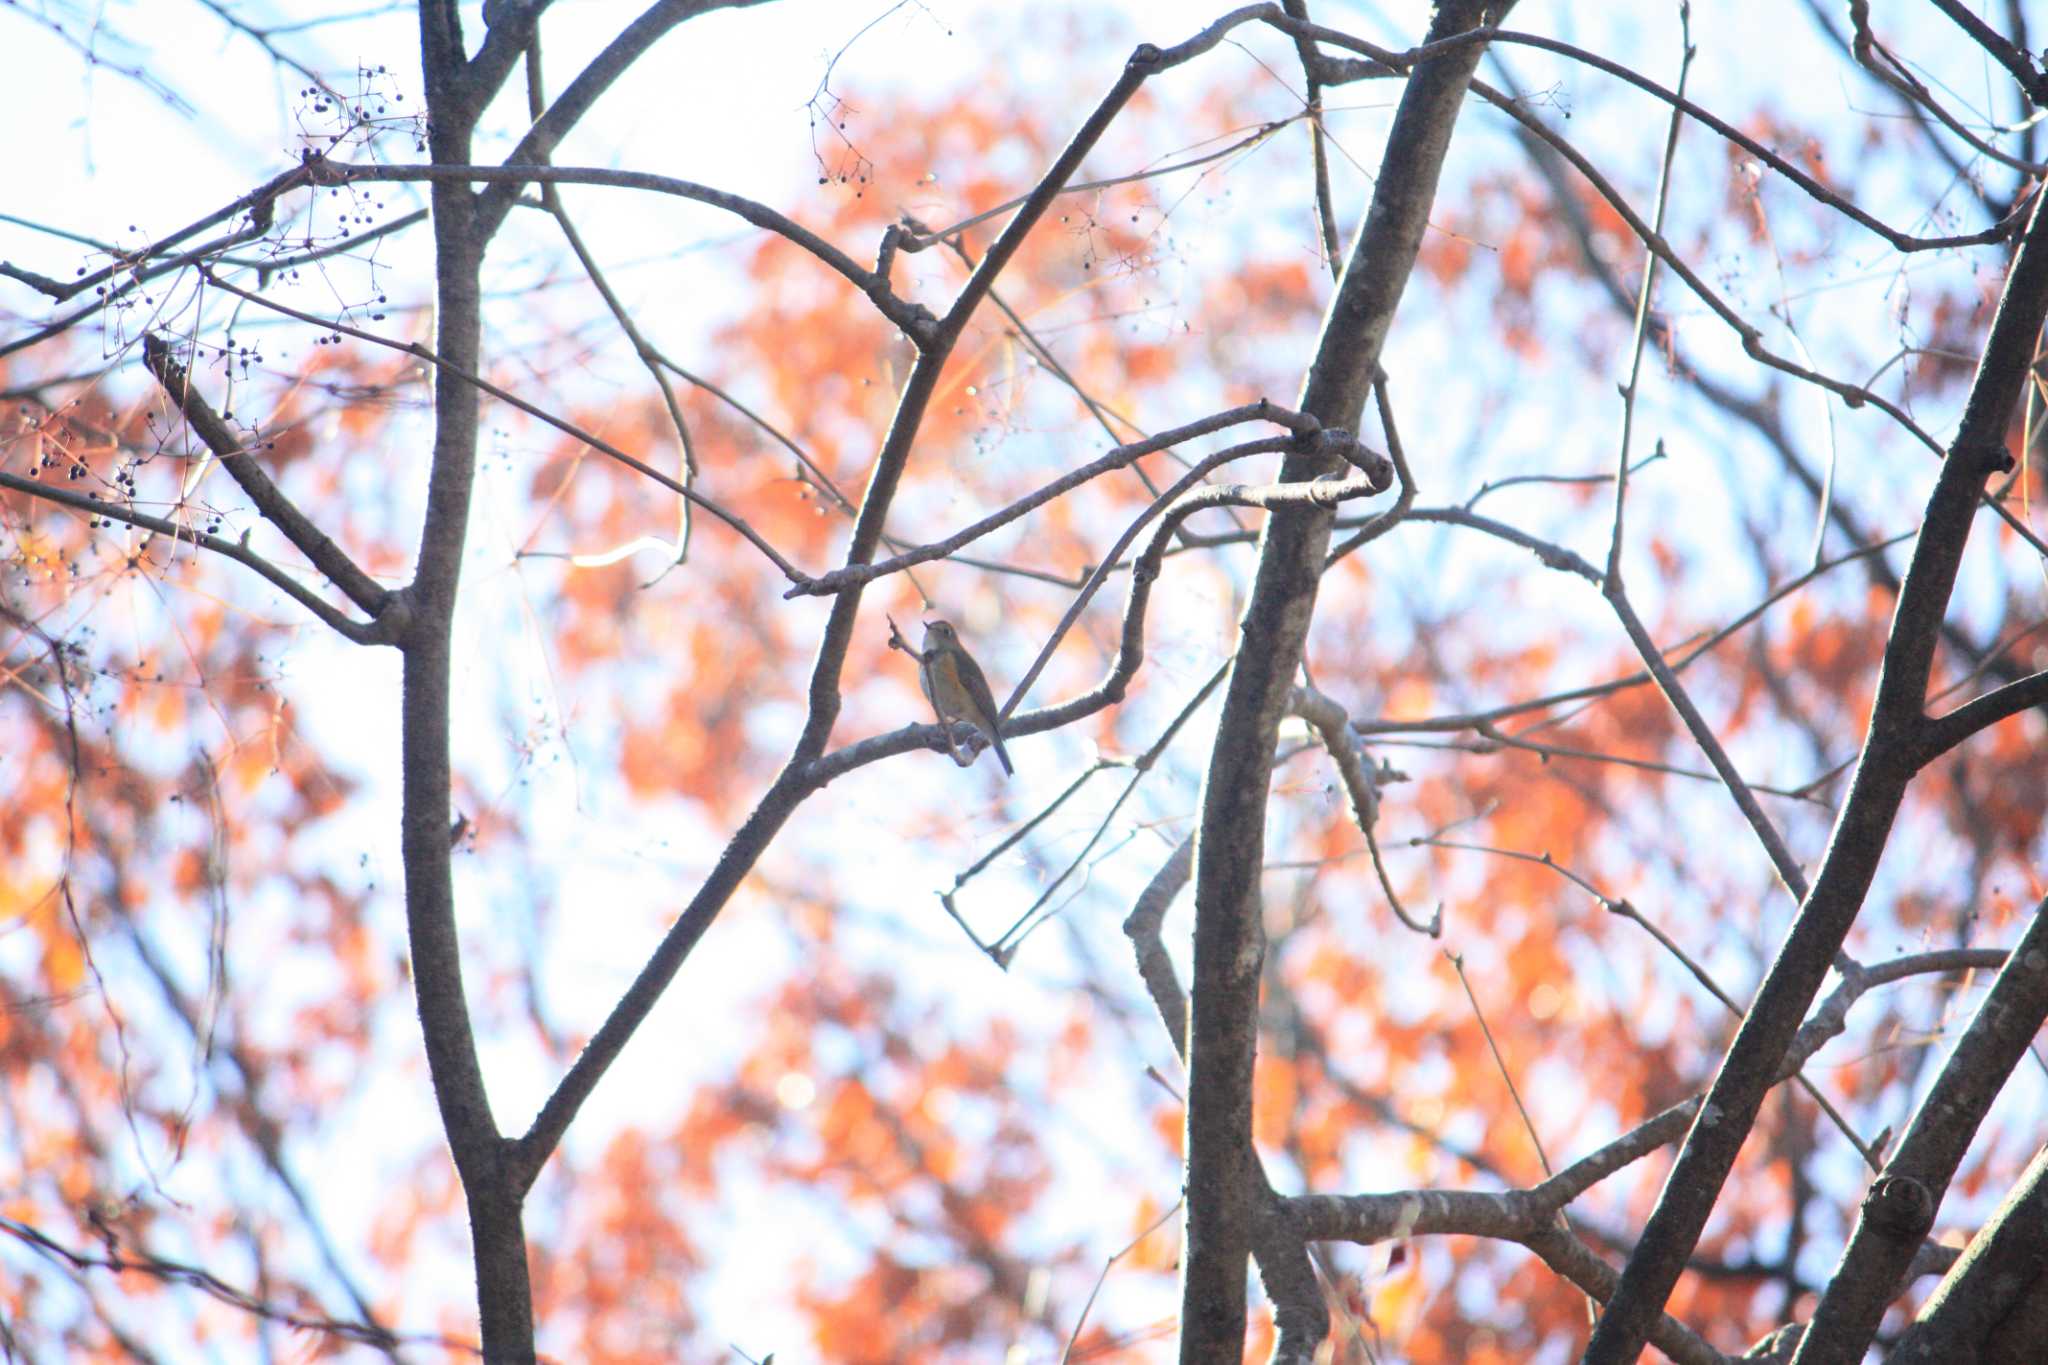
{"left": 1740, "top": 1324, "right": 1803, "bottom": 1361}
{"left": 1296, "top": 427, "right": 1394, "bottom": 491}
{"left": 482, "top": 0, "right": 539, "bottom": 29}
{"left": 1862, "top": 1175, "right": 1935, "bottom": 1240}
{"left": 897, "top": 303, "right": 942, "bottom": 350}
{"left": 1321, "top": 55, "right": 1400, "bottom": 83}
{"left": 371, "top": 591, "right": 416, "bottom": 644}
{"left": 1294, "top": 425, "right": 1347, "bottom": 457}
{"left": 1127, "top": 43, "right": 1164, "bottom": 71}
{"left": 299, "top": 150, "right": 353, "bottom": 187}
{"left": 1952, "top": 440, "right": 2016, "bottom": 476}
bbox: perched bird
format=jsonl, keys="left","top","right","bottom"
{"left": 919, "top": 619, "right": 1013, "bottom": 776}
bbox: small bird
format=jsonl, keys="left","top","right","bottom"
{"left": 919, "top": 619, "right": 1013, "bottom": 776}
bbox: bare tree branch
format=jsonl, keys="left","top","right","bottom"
{"left": 1893, "top": 1139, "right": 2048, "bottom": 1362}
{"left": 140, "top": 332, "right": 393, "bottom": 618}
{"left": 1178, "top": 3, "right": 1510, "bottom": 1354}
{"left": 1586, "top": 176, "right": 2048, "bottom": 1365}
{"left": 1791, "top": 893, "right": 2048, "bottom": 1364}
{"left": 1916, "top": 668, "right": 2048, "bottom": 766}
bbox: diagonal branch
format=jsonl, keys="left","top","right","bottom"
{"left": 141, "top": 333, "right": 392, "bottom": 619}
{"left": 1285, "top": 947, "right": 2001, "bottom": 1364}
{"left": 1893, "top": 1140, "right": 2048, "bottom": 1361}
{"left": 0, "top": 1214, "right": 478, "bottom": 1358}
{"left": 472, "top": 0, "right": 779, "bottom": 240}
{"left": 194, "top": 267, "right": 806, "bottom": 581}
{"left": 1925, "top": 0, "right": 2048, "bottom": 105}
{"left": 1790, "top": 892, "right": 2048, "bottom": 1364}
{"left": 504, "top": 8, "right": 1300, "bottom": 1197}
{"left": 1584, "top": 150, "right": 2048, "bottom": 1365}
{"left": 0, "top": 470, "right": 392, "bottom": 644}
{"left": 465, "top": 0, "right": 559, "bottom": 114}
{"left": 1288, "top": 684, "right": 1438, "bottom": 935}
{"left": 1277, "top": 12, "right": 2025, "bottom": 248}
{"left": 316, "top": 158, "right": 937, "bottom": 343}
{"left": 1604, "top": 585, "right": 1811, "bottom": 902}
{"left": 1846, "top": 1, "right": 2045, "bottom": 175}
{"left": 1914, "top": 668, "right": 2048, "bottom": 766}
{"left": 787, "top": 402, "right": 1321, "bottom": 599}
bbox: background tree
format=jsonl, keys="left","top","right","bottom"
{"left": 3, "top": 1, "right": 2047, "bottom": 1362}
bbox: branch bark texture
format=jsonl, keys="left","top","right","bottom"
{"left": 1176, "top": 3, "right": 1512, "bottom": 1358}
